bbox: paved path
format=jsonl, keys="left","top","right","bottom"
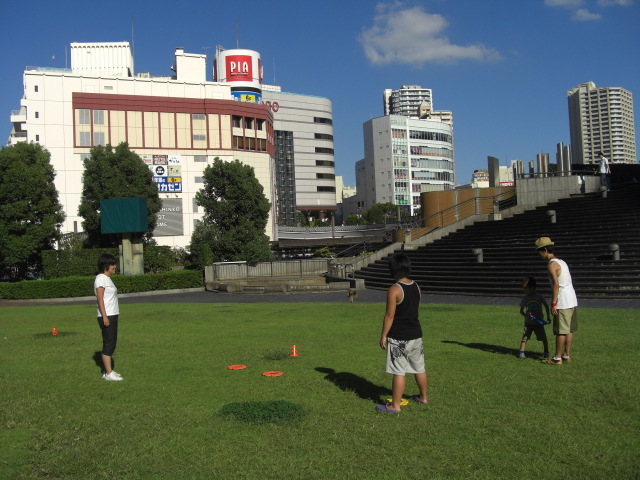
{"left": 2, "top": 288, "right": 638, "bottom": 309}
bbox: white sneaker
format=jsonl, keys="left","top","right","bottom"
{"left": 103, "top": 371, "right": 123, "bottom": 381}
{"left": 111, "top": 371, "right": 122, "bottom": 378}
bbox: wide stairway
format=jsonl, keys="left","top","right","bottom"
{"left": 355, "top": 184, "right": 640, "bottom": 298}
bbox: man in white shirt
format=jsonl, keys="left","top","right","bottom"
{"left": 535, "top": 237, "right": 578, "bottom": 365}
{"left": 597, "top": 151, "right": 611, "bottom": 191}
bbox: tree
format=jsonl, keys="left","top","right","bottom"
{"left": 363, "top": 202, "right": 398, "bottom": 224}
{"left": 78, "top": 143, "right": 161, "bottom": 247}
{"left": 190, "top": 158, "right": 272, "bottom": 265}
{"left": 0, "top": 142, "right": 65, "bottom": 279}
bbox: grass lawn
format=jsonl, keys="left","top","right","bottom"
{"left": 1, "top": 301, "right": 638, "bottom": 479}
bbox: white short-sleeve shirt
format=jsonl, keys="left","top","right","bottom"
{"left": 94, "top": 273, "right": 119, "bottom": 317}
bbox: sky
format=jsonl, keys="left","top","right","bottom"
{"left": 1, "top": 0, "right": 638, "bottom": 186}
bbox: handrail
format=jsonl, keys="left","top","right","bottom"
{"left": 335, "top": 190, "right": 516, "bottom": 259}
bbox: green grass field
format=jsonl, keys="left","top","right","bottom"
{"left": 1, "top": 301, "right": 638, "bottom": 479}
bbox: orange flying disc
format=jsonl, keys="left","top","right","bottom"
{"left": 262, "top": 371, "right": 283, "bottom": 377}
{"left": 227, "top": 365, "right": 247, "bottom": 370}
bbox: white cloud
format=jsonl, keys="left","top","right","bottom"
{"left": 544, "top": 0, "right": 583, "bottom": 7}
{"left": 572, "top": 8, "right": 603, "bottom": 19}
{"left": 597, "top": 0, "right": 633, "bottom": 6}
{"left": 359, "top": 3, "right": 502, "bottom": 66}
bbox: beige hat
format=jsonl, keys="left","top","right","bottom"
{"left": 535, "top": 237, "right": 554, "bottom": 249}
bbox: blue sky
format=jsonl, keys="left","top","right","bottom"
{"left": 1, "top": 0, "right": 638, "bottom": 185}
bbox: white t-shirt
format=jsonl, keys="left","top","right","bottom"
{"left": 94, "top": 273, "right": 119, "bottom": 317}
{"left": 599, "top": 156, "right": 610, "bottom": 174}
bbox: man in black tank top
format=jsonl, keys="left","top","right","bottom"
{"left": 377, "top": 253, "right": 429, "bottom": 413}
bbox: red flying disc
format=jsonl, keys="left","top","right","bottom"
{"left": 227, "top": 365, "right": 247, "bottom": 370}
{"left": 262, "top": 371, "right": 283, "bottom": 377}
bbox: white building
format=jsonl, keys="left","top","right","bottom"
{"left": 262, "top": 86, "right": 336, "bottom": 225}
{"left": 567, "top": 82, "right": 636, "bottom": 164}
{"left": 383, "top": 85, "right": 433, "bottom": 117}
{"left": 7, "top": 42, "right": 337, "bottom": 246}
{"left": 360, "top": 115, "right": 455, "bottom": 215}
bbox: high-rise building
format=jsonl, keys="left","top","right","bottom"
{"left": 262, "top": 86, "right": 336, "bottom": 226}
{"left": 567, "top": 82, "right": 636, "bottom": 164}
{"left": 360, "top": 115, "right": 455, "bottom": 215}
{"left": 6, "top": 42, "right": 336, "bottom": 246}
{"left": 356, "top": 86, "right": 455, "bottom": 216}
{"left": 383, "top": 85, "right": 432, "bottom": 117}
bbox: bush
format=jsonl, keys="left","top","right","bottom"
{"left": 0, "top": 270, "right": 203, "bottom": 300}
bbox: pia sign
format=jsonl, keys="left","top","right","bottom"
{"left": 215, "top": 49, "right": 262, "bottom": 88}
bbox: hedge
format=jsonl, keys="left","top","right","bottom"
{"left": 0, "top": 270, "right": 203, "bottom": 300}
{"left": 42, "top": 246, "right": 180, "bottom": 279}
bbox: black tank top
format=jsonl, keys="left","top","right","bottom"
{"left": 388, "top": 281, "right": 423, "bottom": 341}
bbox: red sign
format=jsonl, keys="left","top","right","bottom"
{"left": 226, "top": 55, "right": 252, "bottom": 82}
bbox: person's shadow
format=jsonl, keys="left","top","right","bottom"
{"left": 92, "top": 351, "right": 116, "bottom": 374}
{"left": 441, "top": 340, "right": 524, "bottom": 358}
{"left": 315, "top": 367, "right": 391, "bottom": 404}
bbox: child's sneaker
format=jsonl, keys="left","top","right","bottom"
{"left": 103, "top": 371, "right": 123, "bottom": 381}
{"left": 518, "top": 352, "right": 526, "bottom": 359}
{"left": 541, "top": 357, "right": 562, "bottom": 365}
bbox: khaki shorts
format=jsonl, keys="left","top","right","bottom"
{"left": 385, "top": 337, "right": 425, "bottom": 375}
{"left": 553, "top": 308, "right": 578, "bottom": 335}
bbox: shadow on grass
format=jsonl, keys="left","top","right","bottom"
{"left": 442, "top": 340, "right": 525, "bottom": 358}
{"left": 315, "top": 367, "right": 391, "bottom": 404}
{"left": 92, "top": 351, "right": 117, "bottom": 374}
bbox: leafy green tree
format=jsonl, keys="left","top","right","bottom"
{"left": 364, "top": 202, "right": 398, "bottom": 224}
{"left": 78, "top": 143, "right": 161, "bottom": 247}
{"left": 0, "top": 142, "right": 65, "bottom": 279}
{"left": 190, "top": 158, "right": 273, "bottom": 266}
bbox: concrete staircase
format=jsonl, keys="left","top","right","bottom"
{"left": 355, "top": 184, "right": 640, "bottom": 298}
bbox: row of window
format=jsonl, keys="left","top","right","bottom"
{"left": 408, "top": 130, "right": 452, "bottom": 143}
{"left": 232, "top": 115, "right": 265, "bottom": 131}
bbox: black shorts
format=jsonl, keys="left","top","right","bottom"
{"left": 522, "top": 324, "right": 546, "bottom": 342}
{"left": 97, "top": 315, "right": 118, "bottom": 356}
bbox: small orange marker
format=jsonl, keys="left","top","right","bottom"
{"left": 290, "top": 344, "right": 299, "bottom": 357}
{"left": 52, "top": 328, "right": 59, "bottom": 336}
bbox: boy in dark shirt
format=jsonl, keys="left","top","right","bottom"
{"left": 376, "top": 253, "right": 428, "bottom": 413}
{"left": 518, "top": 276, "right": 550, "bottom": 360}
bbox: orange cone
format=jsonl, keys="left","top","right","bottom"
{"left": 52, "top": 328, "right": 59, "bottom": 336}
{"left": 290, "top": 344, "right": 299, "bottom": 357}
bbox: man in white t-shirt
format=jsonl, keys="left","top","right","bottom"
{"left": 95, "top": 253, "right": 123, "bottom": 381}
{"left": 597, "top": 151, "right": 611, "bottom": 191}
{"left": 535, "top": 237, "right": 578, "bottom": 365}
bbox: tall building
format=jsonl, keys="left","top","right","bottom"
{"left": 357, "top": 86, "right": 455, "bottom": 216}
{"left": 7, "top": 42, "right": 336, "bottom": 246}
{"left": 567, "top": 82, "right": 636, "bottom": 164}
{"left": 383, "top": 85, "right": 432, "bottom": 117}
{"left": 360, "top": 115, "right": 455, "bottom": 215}
{"left": 262, "top": 86, "right": 336, "bottom": 226}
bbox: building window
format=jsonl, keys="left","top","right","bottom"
{"left": 194, "top": 155, "right": 207, "bottom": 162}
{"left": 315, "top": 147, "right": 334, "bottom": 154}
{"left": 316, "top": 173, "right": 335, "bottom": 179}
{"left": 79, "top": 132, "right": 91, "bottom": 146}
{"left": 94, "top": 132, "right": 105, "bottom": 146}
{"left": 232, "top": 116, "right": 242, "bottom": 128}
{"left": 34, "top": 85, "right": 39, "bottom": 92}
{"left": 317, "top": 186, "right": 336, "bottom": 192}
{"left": 192, "top": 198, "right": 199, "bottom": 213}
{"left": 314, "top": 117, "right": 333, "bottom": 125}
{"left": 94, "top": 110, "right": 105, "bottom": 125}
{"left": 35, "top": 112, "right": 39, "bottom": 119}
{"left": 192, "top": 114, "right": 206, "bottom": 120}
{"left": 244, "top": 118, "right": 254, "bottom": 129}
{"left": 35, "top": 135, "right": 40, "bottom": 142}
{"left": 195, "top": 176, "right": 204, "bottom": 183}
{"left": 257, "top": 138, "right": 267, "bottom": 151}
{"left": 233, "top": 136, "right": 245, "bottom": 149}
{"left": 78, "top": 109, "right": 91, "bottom": 125}
{"left": 314, "top": 133, "right": 333, "bottom": 140}
{"left": 316, "top": 160, "right": 335, "bottom": 167}
{"left": 193, "top": 134, "right": 206, "bottom": 141}
{"left": 256, "top": 119, "right": 264, "bottom": 131}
